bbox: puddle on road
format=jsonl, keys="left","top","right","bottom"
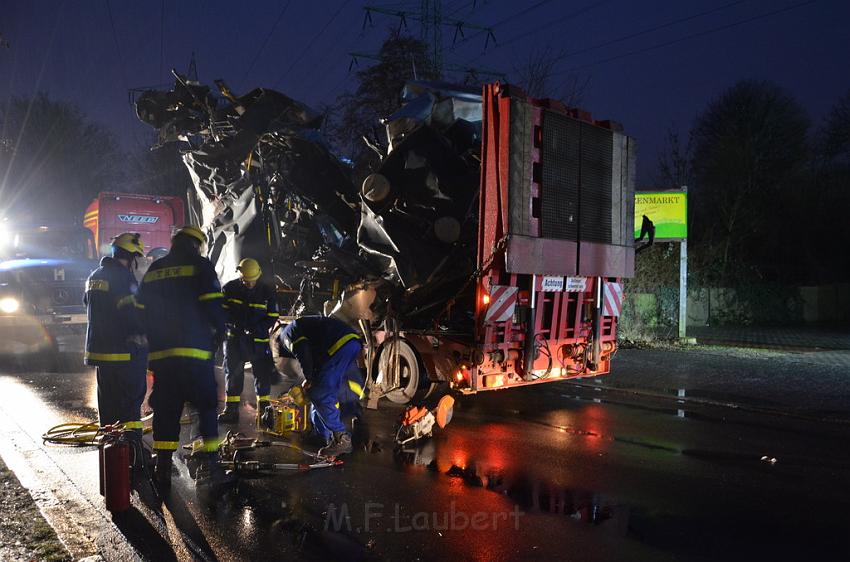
{"left": 391, "top": 428, "right": 850, "bottom": 561}
{"left": 393, "top": 433, "right": 630, "bottom": 533}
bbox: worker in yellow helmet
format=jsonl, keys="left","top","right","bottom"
{"left": 137, "top": 225, "right": 231, "bottom": 491}
{"left": 217, "top": 257, "right": 280, "bottom": 424}
{"left": 84, "top": 233, "right": 148, "bottom": 461}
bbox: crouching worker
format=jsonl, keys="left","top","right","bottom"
{"left": 84, "top": 233, "right": 147, "bottom": 443}
{"left": 137, "top": 226, "right": 230, "bottom": 490}
{"left": 277, "top": 316, "right": 363, "bottom": 457}
{"left": 218, "top": 258, "right": 278, "bottom": 424}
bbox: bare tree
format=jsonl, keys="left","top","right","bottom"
{"left": 691, "top": 80, "right": 809, "bottom": 284}
{"left": 654, "top": 125, "right": 694, "bottom": 189}
{"left": 513, "top": 46, "right": 590, "bottom": 107}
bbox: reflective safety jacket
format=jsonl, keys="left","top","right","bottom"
{"left": 277, "top": 316, "right": 361, "bottom": 379}
{"left": 222, "top": 279, "right": 279, "bottom": 344}
{"left": 137, "top": 249, "right": 225, "bottom": 364}
{"left": 84, "top": 257, "right": 144, "bottom": 366}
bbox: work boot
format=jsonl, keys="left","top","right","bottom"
{"left": 217, "top": 402, "right": 239, "bottom": 424}
{"left": 318, "top": 431, "right": 353, "bottom": 458}
{"left": 194, "top": 452, "right": 235, "bottom": 491}
{"left": 154, "top": 452, "right": 173, "bottom": 491}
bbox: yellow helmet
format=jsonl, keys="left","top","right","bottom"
{"left": 111, "top": 232, "right": 144, "bottom": 256}
{"left": 173, "top": 225, "right": 206, "bottom": 246}
{"left": 237, "top": 258, "right": 261, "bottom": 282}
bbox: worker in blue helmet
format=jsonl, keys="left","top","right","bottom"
{"left": 84, "top": 232, "right": 148, "bottom": 444}
{"left": 276, "top": 315, "right": 364, "bottom": 457}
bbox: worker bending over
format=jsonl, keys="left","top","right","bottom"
{"left": 218, "top": 258, "right": 279, "bottom": 423}
{"left": 277, "top": 316, "right": 363, "bottom": 457}
{"left": 137, "top": 226, "right": 229, "bottom": 489}
{"left": 84, "top": 233, "right": 147, "bottom": 442}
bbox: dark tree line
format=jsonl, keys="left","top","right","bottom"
{"left": 656, "top": 81, "right": 850, "bottom": 286}
{"left": 0, "top": 93, "right": 192, "bottom": 224}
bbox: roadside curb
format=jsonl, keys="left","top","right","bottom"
{"left": 693, "top": 338, "right": 850, "bottom": 353}
{"left": 0, "top": 400, "right": 140, "bottom": 561}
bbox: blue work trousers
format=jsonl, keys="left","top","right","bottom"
{"left": 224, "top": 337, "right": 274, "bottom": 401}
{"left": 95, "top": 350, "right": 147, "bottom": 440}
{"left": 306, "top": 340, "right": 362, "bottom": 437}
{"left": 149, "top": 358, "right": 219, "bottom": 452}
{"left": 311, "top": 363, "right": 365, "bottom": 441}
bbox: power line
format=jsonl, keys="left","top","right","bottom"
{"left": 105, "top": 0, "right": 129, "bottom": 91}
{"left": 545, "top": 0, "right": 747, "bottom": 73}
{"left": 451, "top": 0, "right": 557, "bottom": 49}
{"left": 159, "top": 0, "right": 165, "bottom": 82}
{"left": 553, "top": 0, "right": 818, "bottom": 78}
{"left": 460, "top": 0, "right": 609, "bottom": 68}
{"left": 487, "top": 0, "right": 610, "bottom": 52}
{"left": 241, "top": 0, "right": 292, "bottom": 86}
{"left": 277, "top": 0, "right": 353, "bottom": 89}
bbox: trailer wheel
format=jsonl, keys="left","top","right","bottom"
{"left": 377, "top": 339, "right": 422, "bottom": 404}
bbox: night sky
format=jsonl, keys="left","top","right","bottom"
{"left": 2, "top": 0, "right": 849, "bottom": 184}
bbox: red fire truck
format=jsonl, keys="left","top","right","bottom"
{"left": 367, "top": 84, "right": 636, "bottom": 404}
{"left": 83, "top": 192, "right": 185, "bottom": 256}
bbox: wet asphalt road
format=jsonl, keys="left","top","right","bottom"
{"left": 1, "top": 347, "right": 849, "bottom": 561}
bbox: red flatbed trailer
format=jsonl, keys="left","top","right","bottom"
{"left": 369, "top": 83, "right": 636, "bottom": 403}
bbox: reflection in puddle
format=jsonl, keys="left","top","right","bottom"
{"left": 394, "top": 429, "right": 630, "bottom": 535}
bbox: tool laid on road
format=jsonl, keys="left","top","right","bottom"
{"left": 42, "top": 415, "right": 153, "bottom": 446}
{"left": 183, "top": 431, "right": 342, "bottom": 480}
{"left": 394, "top": 395, "right": 455, "bottom": 446}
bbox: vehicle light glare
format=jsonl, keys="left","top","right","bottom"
{"left": 0, "top": 297, "right": 20, "bottom": 314}
{"left": 482, "top": 293, "right": 490, "bottom": 305}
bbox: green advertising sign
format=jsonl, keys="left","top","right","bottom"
{"left": 635, "top": 191, "right": 687, "bottom": 240}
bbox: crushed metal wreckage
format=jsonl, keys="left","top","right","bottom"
{"left": 136, "top": 73, "right": 482, "bottom": 332}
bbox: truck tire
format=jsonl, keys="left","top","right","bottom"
{"left": 377, "top": 339, "right": 423, "bottom": 404}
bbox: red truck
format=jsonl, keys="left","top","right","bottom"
{"left": 0, "top": 193, "right": 185, "bottom": 360}
{"left": 366, "top": 84, "right": 636, "bottom": 404}
{"left": 83, "top": 192, "right": 185, "bottom": 257}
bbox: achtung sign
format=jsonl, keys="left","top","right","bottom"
{"left": 635, "top": 191, "right": 687, "bottom": 240}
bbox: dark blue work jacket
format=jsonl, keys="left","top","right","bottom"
{"left": 83, "top": 257, "right": 144, "bottom": 366}
{"left": 137, "top": 249, "right": 225, "bottom": 364}
{"left": 277, "top": 316, "right": 361, "bottom": 378}
{"left": 222, "top": 279, "right": 279, "bottom": 344}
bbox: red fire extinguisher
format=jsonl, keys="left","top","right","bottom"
{"left": 99, "top": 429, "right": 130, "bottom": 513}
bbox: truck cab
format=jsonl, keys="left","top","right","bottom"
{"left": 0, "top": 225, "right": 97, "bottom": 356}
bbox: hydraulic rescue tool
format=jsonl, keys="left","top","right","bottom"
{"left": 183, "top": 431, "right": 342, "bottom": 480}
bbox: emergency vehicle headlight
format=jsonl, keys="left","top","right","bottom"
{"left": 0, "top": 225, "right": 11, "bottom": 247}
{"left": 0, "top": 297, "right": 20, "bottom": 314}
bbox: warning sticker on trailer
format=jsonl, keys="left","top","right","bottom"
{"left": 540, "top": 276, "right": 564, "bottom": 291}
{"left": 565, "top": 277, "right": 587, "bottom": 292}
{"left": 603, "top": 282, "right": 624, "bottom": 317}
{"left": 484, "top": 285, "right": 519, "bottom": 323}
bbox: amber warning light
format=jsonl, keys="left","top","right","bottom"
{"left": 482, "top": 293, "right": 491, "bottom": 305}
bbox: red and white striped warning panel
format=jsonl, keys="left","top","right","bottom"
{"left": 603, "top": 282, "right": 624, "bottom": 317}
{"left": 484, "top": 285, "right": 518, "bottom": 323}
